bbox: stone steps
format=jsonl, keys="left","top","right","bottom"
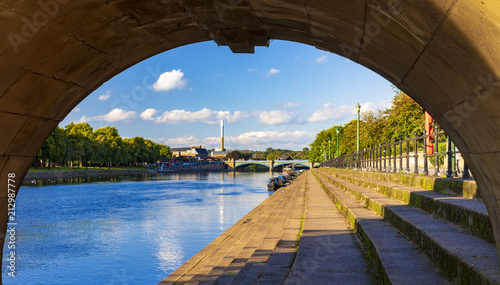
{"left": 202, "top": 181, "right": 300, "bottom": 284}
{"left": 162, "top": 184, "right": 285, "bottom": 283}
{"left": 179, "top": 193, "right": 288, "bottom": 283}
{"left": 161, "top": 174, "right": 306, "bottom": 285}
{"left": 285, "top": 172, "right": 373, "bottom": 285}
{"left": 253, "top": 178, "right": 305, "bottom": 284}
{"left": 313, "top": 169, "right": 500, "bottom": 284}
{"left": 311, "top": 170, "right": 450, "bottom": 285}
{"left": 320, "top": 168, "right": 493, "bottom": 243}
{"left": 224, "top": 176, "right": 305, "bottom": 284}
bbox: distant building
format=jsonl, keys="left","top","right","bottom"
{"left": 172, "top": 145, "right": 209, "bottom": 160}
{"left": 278, "top": 155, "right": 293, "bottom": 160}
{"left": 171, "top": 147, "right": 191, "bottom": 157}
{"left": 186, "top": 146, "right": 209, "bottom": 159}
{"left": 211, "top": 150, "right": 230, "bottom": 159}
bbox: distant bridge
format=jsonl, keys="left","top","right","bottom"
{"left": 225, "top": 159, "right": 313, "bottom": 170}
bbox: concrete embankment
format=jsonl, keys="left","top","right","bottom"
{"left": 24, "top": 169, "right": 159, "bottom": 181}
{"left": 24, "top": 164, "right": 231, "bottom": 181}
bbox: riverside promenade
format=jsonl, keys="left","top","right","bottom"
{"left": 160, "top": 169, "right": 499, "bottom": 284}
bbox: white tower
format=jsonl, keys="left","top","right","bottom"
{"left": 220, "top": 120, "right": 224, "bottom": 151}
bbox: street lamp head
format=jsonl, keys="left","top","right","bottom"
{"left": 356, "top": 102, "right": 361, "bottom": 112}
{"left": 336, "top": 127, "right": 339, "bottom": 134}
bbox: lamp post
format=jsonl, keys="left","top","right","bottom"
{"left": 356, "top": 103, "right": 361, "bottom": 153}
{"left": 336, "top": 127, "right": 340, "bottom": 157}
{"left": 329, "top": 139, "right": 331, "bottom": 160}
{"left": 356, "top": 103, "right": 361, "bottom": 168}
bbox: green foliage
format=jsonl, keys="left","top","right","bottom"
{"left": 225, "top": 150, "right": 242, "bottom": 160}
{"left": 383, "top": 86, "right": 424, "bottom": 140}
{"left": 37, "top": 122, "right": 171, "bottom": 168}
{"left": 251, "top": 148, "right": 308, "bottom": 161}
{"left": 309, "top": 87, "right": 426, "bottom": 162}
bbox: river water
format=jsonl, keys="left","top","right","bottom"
{"left": 2, "top": 172, "right": 275, "bottom": 284}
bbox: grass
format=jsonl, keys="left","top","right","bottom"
{"left": 28, "top": 166, "right": 156, "bottom": 172}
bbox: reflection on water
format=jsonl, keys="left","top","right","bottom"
{"left": 4, "top": 172, "right": 276, "bottom": 285}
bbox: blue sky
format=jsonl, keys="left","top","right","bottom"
{"left": 61, "top": 40, "right": 395, "bottom": 151}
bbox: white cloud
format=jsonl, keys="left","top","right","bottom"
{"left": 71, "top": 107, "right": 80, "bottom": 113}
{"left": 316, "top": 55, "right": 328, "bottom": 63}
{"left": 256, "top": 110, "right": 297, "bottom": 125}
{"left": 98, "top": 91, "right": 111, "bottom": 101}
{"left": 360, "top": 101, "right": 392, "bottom": 113}
{"left": 284, "top": 102, "right": 300, "bottom": 108}
{"left": 225, "top": 130, "right": 314, "bottom": 150}
{"left": 158, "top": 136, "right": 201, "bottom": 147}
{"left": 157, "top": 131, "right": 314, "bottom": 150}
{"left": 308, "top": 101, "right": 391, "bottom": 123}
{"left": 152, "top": 69, "right": 187, "bottom": 92}
{"left": 140, "top": 107, "right": 305, "bottom": 125}
{"left": 155, "top": 108, "right": 250, "bottom": 124}
{"left": 78, "top": 108, "right": 137, "bottom": 123}
{"left": 266, "top": 68, "right": 280, "bottom": 77}
{"left": 308, "top": 103, "right": 353, "bottom": 123}
{"left": 248, "top": 68, "right": 258, "bottom": 72}
{"left": 140, "top": 108, "right": 159, "bottom": 121}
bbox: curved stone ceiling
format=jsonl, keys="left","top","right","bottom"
{"left": 1, "top": 0, "right": 500, "bottom": 275}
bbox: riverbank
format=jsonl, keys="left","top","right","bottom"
{"left": 24, "top": 169, "right": 159, "bottom": 181}
{"left": 23, "top": 167, "right": 237, "bottom": 181}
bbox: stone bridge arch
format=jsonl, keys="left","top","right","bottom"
{"left": 1, "top": 0, "right": 500, "bottom": 277}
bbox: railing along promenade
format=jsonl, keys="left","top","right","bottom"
{"left": 320, "top": 126, "right": 471, "bottom": 179}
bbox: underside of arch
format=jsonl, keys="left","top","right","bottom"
{"left": 1, "top": 0, "right": 500, "bottom": 279}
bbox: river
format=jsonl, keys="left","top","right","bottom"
{"left": 2, "top": 172, "right": 275, "bottom": 284}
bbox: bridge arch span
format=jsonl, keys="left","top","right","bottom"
{"left": 273, "top": 161, "right": 310, "bottom": 169}
{"left": 1, "top": 0, "right": 500, "bottom": 273}
{"left": 234, "top": 162, "right": 271, "bottom": 169}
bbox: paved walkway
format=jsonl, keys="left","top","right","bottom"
{"left": 285, "top": 173, "right": 372, "bottom": 285}
{"left": 160, "top": 172, "right": 373, "bottom": 284}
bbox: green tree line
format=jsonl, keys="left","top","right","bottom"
{"left": 253, "top": 147, "right": 310, "bottom": 160}
{"left": 37, "top": 122, "right": 172, "bottom": 169}
{"left": 224, "top": 148, "right": 310, "bottom": 161}
{"left": 309, "top": 87, "right": 425, "bottom": 163}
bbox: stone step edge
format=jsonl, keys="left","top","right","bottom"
{"left": 325, "top": 167, "right": 479, "bottom": 200}
{"left": 315, "top": 170, "right": 499, "bottom": 285}
{"left": 313, "top": 170, "right": 448, "bottom": 284}
{"left": 310, "top": 170, "right": 401, "bottom": 284}
{"left": 228, "top": 177, "right": 307, "bottom": 284}
{"left": 320, "top": 168, "right": 493, "bottom": 243}
{"left": 192, "top": 186, "right": 299, "bottom": 283}
{"left": 254, "top": 180, "right": 306, "bottom": 284}
{"left": 161, "top": 181, "right": 296, "bottom": 284}
{"left": 212, "top": 183, "right": 302, "bottom": 283}
{"left": 204, "top": 174, "right": 307, "bottom": 283}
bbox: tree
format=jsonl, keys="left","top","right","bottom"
{"left": 37, "top": 123, "right": 173, "bottom": 169}
{"left": 309, "top": 86, "right": 428, "bottom": 162}
{"left": 226, "top": 150, "right": 241, "bottom": 160}
{"left": 159, "top": 145, "right": 172, "bottom": 160}
{"left": 95, "top": 126, "right": 123, "bottom": 166}
{"left": 39, "top": 126, "right": 68, "bottom": 168}
{"left": 241, "top": 152, "right": 252, "bottom": 160}
{"left": 383, "top": 86, "right": 424, "bottom": 141}
{"left": 65, "top": 122, "right": 94, "bottom": 167}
